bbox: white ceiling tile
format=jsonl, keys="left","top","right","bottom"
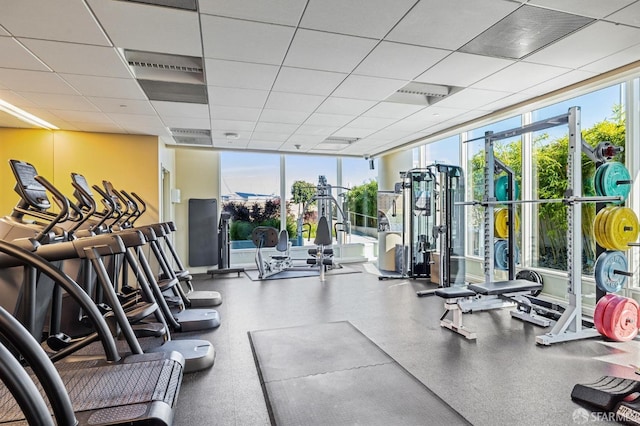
{"left": 211, "top": 120, "right": 257, "bottom": 131}
{"left": 107, "top": 113, "right": 165, "bottom": 127}
{"left": 68, "top": 122, "right": 123, "bottom": 133}
{"left": 362, "top": 102, "right": 425, "bottom": 119}
{"left": 387, "top": 0, "right": 519, "bottom": 50}
{"left": 0, "top": 38, "right": 50, "bottom": 71}
{"left": 528, "top": 0, "right": 636, "bottom": 19}
{"left": 151, "top": 101, "right": 210, "bottom": 118}
{"left": 381, "top": 120, "right": 431, "bottom": 132}
{"left": 286, "top": 134, "right": 328, "bottom": 144}
{"left": 526, "top": 21, "right": 640, "bottom": 69}
{"left": 0, "top": 27, "right": 9, "bottom": 36}
{"left": 403, "top": 105, "right": 472, "bottom": 123}
{"left": 17, "top": 92, "right": 99, "bottom": 111}
{"left": 479, "top": 92, "right": 536, "bottom": 111}
{"left": 205, "top": 59, "right": 279, "bottom": 90}
{"left": 265, "top": 92, "right": 326, "bottom": 112}
{"left": 210, "top": 105, "right": 262, "bottom": 121}
{"left": 521, "top": 70, "right": 597, "bottom": 96}
{"left": 316, "top": 97, "right": 377, "bottom": 115}
{"left": 201, "top": 15, "right": 294, "bottom": 65}
{"left": 259, "top": 109, "right": 311, "bottom": 124}
{"left": 472, "top": 62, "right": 570, "bottom": 92}
{"left": 300, "top": 0, "right": 416, "bottom": 39}
{"left": 60, "top": 74, "right": 146, "bottom": 99}
{"left": 88, "top": 0, "right": 201, "bottom": 56}
{"left": 606, "top": 1, "right": 640, "bottom": 26}
{"left": 51, "top": 109, "right": 114, "bottom": 124}
{"left": 88, "top": 97, "right": 155, "bottom": 115}
{"left": 273, "top": 67, "right": 347, "bottom": 95}
{"left": 284, "top": 29, "right": 377, "bottom": 73}
{"left": 0, "top": 69, "right": 77, "bottom": 94}
{"left": 304, "top": 113, "right": 355, "bottom": 127}
{"left": 161, "top": 116, "right": 211, "bottom": 129}
{"left": 433, "top": 88, "right": 511, "bottom": 110}
{"left": 344, "top": 116, "right": 396, "bottom": 130}
{"left": 581, "top": 43, "right": 640, "bottom": 74}
{"left": 415, "top": 52, "right": 514, "bottom": 87}
{"left": 295, "top": 125, "right": 340, "bottom": 136}
{"left": 20, "top": 39, "right": 130, "bottom": 78}
{"left": 251, "top": 132, "right": 291, "bottom": 142}
{"left": 208, "top": 86, "right": 269, "bottom": 108}
{"left": 354, "top": 41, "right": 450, "bottom": 80}
{"left": 0, "top": 90, "right": 37, "bottom": 108}
{"left": 0, "top": 0, "right": 110, "bottom": 45}
{"left": 213, "top": 138, "right": 249, "bottom": 149}
{"left": 331, "top": 127, "right": 377, "bottom": 138}
{"left": 212, "top": 129, "right": 252, "bottom": 141}
{"left": 332, "top": 75, "right": 407, "bottom": 101}
{"left": 246, "top": 140, "right": 283, "bottom": 150}
{"left": 199, "top": 0, "right": 307, "bottom": 26}
{"left": 254, "top": 122, "right": 299, "bottom": 133}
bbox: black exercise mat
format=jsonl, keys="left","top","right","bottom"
{"left": 244, "top": 265, "right": 361, "bottom": 281}
{"left": 249, "top": 321, "right": 470, "bottom": 426}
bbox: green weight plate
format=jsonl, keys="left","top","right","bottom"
{"left": 594, "top": 163, "right": 606, "bottom": 198}
{"left": 606, "top": 207, "right": 639, "bottom": 251}
{"left": 594, "top": 294, "right": 619, "bottom": 337}
{"left": 594, "top": 251, "right": 628, "bottom": 293}
{"left": 495, "top": 175, "right": 520, "bottom": 202}
{"left": 601, "top": 161, "right": 631, "bottom": 204}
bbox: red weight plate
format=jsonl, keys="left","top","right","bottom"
{"left": 604, "top": 297, "right": 639, "bottom": 342}
{"left": 594, "top": 294, "right": 619, "bottom": 337}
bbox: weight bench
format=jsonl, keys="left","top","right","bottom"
{"left": 436, "top": 279, "right": 546, "bottom": 340}
{"left": 572, "top": 376, "right": 640, "bottom": 423}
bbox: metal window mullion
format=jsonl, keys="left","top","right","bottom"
{"left": 521, "top": 112, "right": 533, "bottom": 268}
{"left": 626, "top": 78, "right": 640, "bottom": 290}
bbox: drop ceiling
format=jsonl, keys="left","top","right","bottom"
{"left": 1, "top": 0, "right": 640, "bottom": 157}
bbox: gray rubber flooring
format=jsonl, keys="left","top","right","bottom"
{"left": 173, "top": 263, "right": 640, "bottom": 425}
{"left": 249, "top": 321, "right": 470, "bottom": 425}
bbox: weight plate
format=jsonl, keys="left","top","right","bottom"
{"left": 495, "top": 175, "right": 520, "bottom": 202}
{"left": 600, "top": 161, "right": 631, "bottom": 204}
{"left": 515, "top": 269, "right": 543, "bottom": 297}
{"left": 603, "top": 296, "right": 639, "bottom": 342}
{"left": 594, "top": 294, "right": 619, "bottom": 337}
{"left": 595, "top": 207, "right": 616, "bottom": 249}
{"left": 594, "top": 163, "right": 606, "bottom": 199}
{"left": 494, "top": 239, "right": 520, "bottom": 271}
{"left": 606, "top": 207, "right": 639, "bottom": 251}
{"left": 594, "top": 251, "right": 628, "bottom": 293}
{"left": 494, "top": 208, "right": 520, "bottom": 238}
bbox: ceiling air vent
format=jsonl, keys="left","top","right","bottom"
{"left": 386, "top": 82, "right": 459, "bottom": 106}
{"left": 138, "top": 80, "right": 207, "bottom": 104}
{"left": 124, "top": 50, "right": 204, "bottom": 84}
{"left": 459, "top": 5, "right": 593, "bottom": 59}
{"left": 118, "top": 0, "right": 197, "bottom": 11}
{"left": 323, "top": 136, "right": 359, "bottom": 145}
{"left": 313, "top": 136, "right": 360, "bottom": 151}
{"left": 170, "top": 128, "right": 212, "bottom": 147}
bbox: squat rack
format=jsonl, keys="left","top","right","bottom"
{"left": 466, "top": 106, "right": 610, "bottom": 344}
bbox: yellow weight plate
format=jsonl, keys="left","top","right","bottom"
{"left": 595, "top": 207, "right": 616, "bottom": 249}
{"left": 494, "top": 208, "right": 519, "bottom": 238}
{"left": 607, "top": 207, "right": 639, "bottom": 251}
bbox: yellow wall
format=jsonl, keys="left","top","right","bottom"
{"left": 175, "top": 148, "right": 220, "bottom": 271}
{"left": 0, "top": 129, "right": 159, "bottom": 224}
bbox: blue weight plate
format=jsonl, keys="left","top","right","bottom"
{"left": 601, "top": 161, "right": 631, "bottom": 204}
{"left": 594, "top": 250, "right": 628, "bottom": 293}
{"left": 494, "top": 175, "right": 520, "bottom": 202}
{"left": 494, "top": 239, "right": 520, "bottom": 271}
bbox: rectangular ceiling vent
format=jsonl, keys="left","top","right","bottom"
{"left": 170, "top": 128, "right": 212, "bottom": 146}
{"left": 118, "top": 0, "right": 197, "bottom": 11}
{"left": 124, "top": 50, "right": 204, "bottom": 85}
{"left": 386, "top": 82, "right": 459, "bottom": 106}
{"left": 459, "top": 5, "right": 593, "bottom": 59}
{"left": 138, "top": 79, "right": 208, "bottom": 104}
{"left": 322, "top": 136, "right": 360, "bottom": 145}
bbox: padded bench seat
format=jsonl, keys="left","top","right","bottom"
{"left": 435, "top": 286, "right": 476, "bottom": 299}
{"left": 468, "top": 279, "right": 542, "bottom": 296}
